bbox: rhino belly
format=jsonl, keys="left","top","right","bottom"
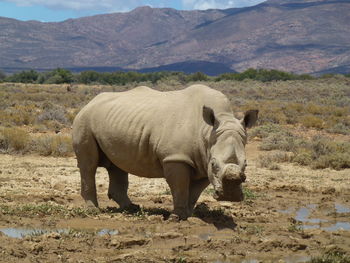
{"left": 95, "top": 132, "right": 164, "bottom": 178}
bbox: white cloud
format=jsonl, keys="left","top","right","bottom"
{"left": 182, "top": 0, "right": 265, "bottom": 10}
{"left": 1, "top": 0, "right": 266, "bottom": 12}
{"left": 1, "top": 0, "right": 148, "bottom": 12}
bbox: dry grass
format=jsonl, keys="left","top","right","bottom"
{"left": 0, "top": 127, "right": 73, "bottom": 157}
{"left": 0, "top": 78, "right": 349, "bottom": 166}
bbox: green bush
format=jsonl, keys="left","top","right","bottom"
{"left": 216, "top": 68, "right": 314, "bottom": 82}
{"left": 0, "top": 70, "right": 6, "bottom": 81}
{"left": 6, "top": 70, "right": 39, "bottom": 83}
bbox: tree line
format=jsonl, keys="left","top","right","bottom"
{"left": 0, "top": 68, "right": 349, "bottom": 85}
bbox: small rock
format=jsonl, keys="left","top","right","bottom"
{"left": 44, "top": 232, "right": 61, "bottom": 239}
{"left": 52, "top": 182, "right": 65, "bottom": 191}
{"left": 155, "top": 232, "right": 183, "bottom": 239}
{"left": 30, "top": 243, "right": 43, "bottom": 254}
{"left": 187, "top": 217, "right": 205, "bottom": 225}
{"left": 110, "top": 237, "right": 119, "bottom": 246}
{"left": 147, "top": 215, "right": 163, "bottom": 222}
{"left": 110, "top": 236, "right": 149, "bottom": 248}
{"left": 322, "top": 187, "right": 336, "bottom": 195}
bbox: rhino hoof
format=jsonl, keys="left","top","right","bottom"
{"left": 85, "top": 200, "right": 99, "bottom": 209}
{"left": 168, "top": 214, "right": 181, "bottom": 222}
{"left": 122, "top": 203, "right": 141, "bottom": 213}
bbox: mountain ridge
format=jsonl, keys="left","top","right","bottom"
{"left": 1, "top": 0, "right": 349, "bottom": 74}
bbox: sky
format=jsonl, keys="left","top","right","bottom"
{"left": 0, "top": 0, "right": 266, "bottom": 22}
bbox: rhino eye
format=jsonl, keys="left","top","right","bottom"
{"left": 211, "top": 160, "right": 220, "bottom": 174}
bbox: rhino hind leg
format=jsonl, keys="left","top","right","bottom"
{"left": 74, "top": 135, "right": 99, "bottom": 208}
{"left": 106, "top": 164, "right": 135, "bottom": 210}
{"left": 188, "top": 178, "right": 210, "bottom": 215}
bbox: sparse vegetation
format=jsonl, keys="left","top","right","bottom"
{"left": 0, "top": 127, "right": 30, "bottom": 153}
{"left": 0, "top": 74, "right": 349, "bottom": 169}
{"left": 0, "top": 202, "right": 100, "bottom": 218}
{"left": 243, "top": 187, "right": 258, "bottom": 200}
{"left": 309, "top": 250, "right": 350, "bottom": 263}
{"left": 0, "top": 127, "right": 73, "bottom": 156}
{"left": 250, "top": 124, "right": 350, "bottom": 170}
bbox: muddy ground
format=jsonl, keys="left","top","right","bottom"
{"left": 0, "top": 141, "right": 349, "bottom": 263}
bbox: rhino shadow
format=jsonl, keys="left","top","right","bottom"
{"left": 103, "top": 204, "right": 236, "bottom": 230}
{"left": 193, "top": 203, "right": 237, "bottom": 230}
{"left": 103, "top": 205, "right": 171, "bottom": 219}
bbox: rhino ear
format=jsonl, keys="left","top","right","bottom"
{"left": 241, "top": 110, "right": 259, "bottom": 129}
{"left": 203, "top": 106, "right": 217, "bottom": 127}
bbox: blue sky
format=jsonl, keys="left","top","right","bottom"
{"left": 0, "top": 0, "right": 265, "bottom": 22}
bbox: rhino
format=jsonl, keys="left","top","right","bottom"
{"left": 72, "top": 84, "right": 258, "bottom": 219}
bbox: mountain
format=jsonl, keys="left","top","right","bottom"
{"left": 0, "top": 0, "right": 349, "bottom": 75}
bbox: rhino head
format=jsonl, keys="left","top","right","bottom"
{"left": 203, "top": 106, "right": 258, "bottom": 202}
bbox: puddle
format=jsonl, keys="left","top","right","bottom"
{"left": 335, "top": 203, "right": 350, "bottom": 213}
{"left": 198, "top": 233, "right": 213, "bottom": 240}
{"left": 239, "top": 255, "right": 310, "bottom": 263}
{"left": 295, "top": 204, "right": 327, "bottom": 224}
{"left": 279, "top": 203, "right": 350, "bottom": 231}
{"left": 0, "top": 228, "right": 119, "bottom": 238}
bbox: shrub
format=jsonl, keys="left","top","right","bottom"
{"left": 31, "top": 134, "right": 73, "bottom": 157}
{"left": 0, "top": 127, "right": 30, "bottom": 153}
{"left": 293, "top": 150, "right": 313, "bottom": 166}
{"left": 186, "top": 72, "right": 208, "bottom": 82}
{"left": 310, "top": 250, "right": 350, "bottom": 263}
{"left": 257, "top": 151, "right": 293, "bottom": 169}
{"left": 249, "top": 124, "right": 284, "bottom": 139}
{"left": 259, "top": 131, "right": 302, "bottom": 152}
{"left": 300, "top": 115, "right": 324, "bottom": 129}
{"left": 37, "top": 102, "right": 69, "bottom": 126}
{"left": 311, "top": 153, "right": 350, "bottom": 170}
{"left": 326, "top": 123, "right": 350, "bottom": 135}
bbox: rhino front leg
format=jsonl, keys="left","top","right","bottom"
{"left": 107, "top": 164, "right": 136, "bottom": 210}
{"left": 188, "top": 178, "right": 210, "bottom": 215}
{"left": 163, "top": 162, "right": 191, "bottom": 220}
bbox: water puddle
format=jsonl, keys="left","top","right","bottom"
{"left": 198, "top": 233, "right": 214, "bottom": 240}
{"left": 335, "top": 203, "right": 350, "bottom": 213}
{"left": 280, "top": 203, "right": 350, "bottom": 231}
{"left": 215, "top": 255, "right": 311, "bottom": 263}
{"left": 0, "top": 227, "right": 119, "bottom": 239}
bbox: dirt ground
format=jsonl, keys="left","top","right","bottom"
{"left": 0, "top": 140, "right": 349, "bottom": 263}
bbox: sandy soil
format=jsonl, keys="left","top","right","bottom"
{"left": 0, "top": 141, "right": 349, "bottom": 263}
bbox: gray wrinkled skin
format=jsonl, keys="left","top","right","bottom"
{"left": 72, "top": 85, "right": 258, "bottom": 219}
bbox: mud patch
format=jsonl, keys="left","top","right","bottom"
{"left": 1, "top": 153, "right": 350, "bottom": 262}
{"left": 0, "top": 227, "right": 119, "bottom": 238}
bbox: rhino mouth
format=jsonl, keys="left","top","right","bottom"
{"left": 213, "top": 164, "right": 245, "bottom": 202}
{"left": 214, "top": 184, "right": 244, "bottom": 202}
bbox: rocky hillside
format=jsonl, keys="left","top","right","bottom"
{"left": 0, "top": 0, "right": 349, "bottom": 74}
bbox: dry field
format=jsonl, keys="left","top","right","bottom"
{"left": 0, "top": 79, "right": 349, "bottom": 262}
